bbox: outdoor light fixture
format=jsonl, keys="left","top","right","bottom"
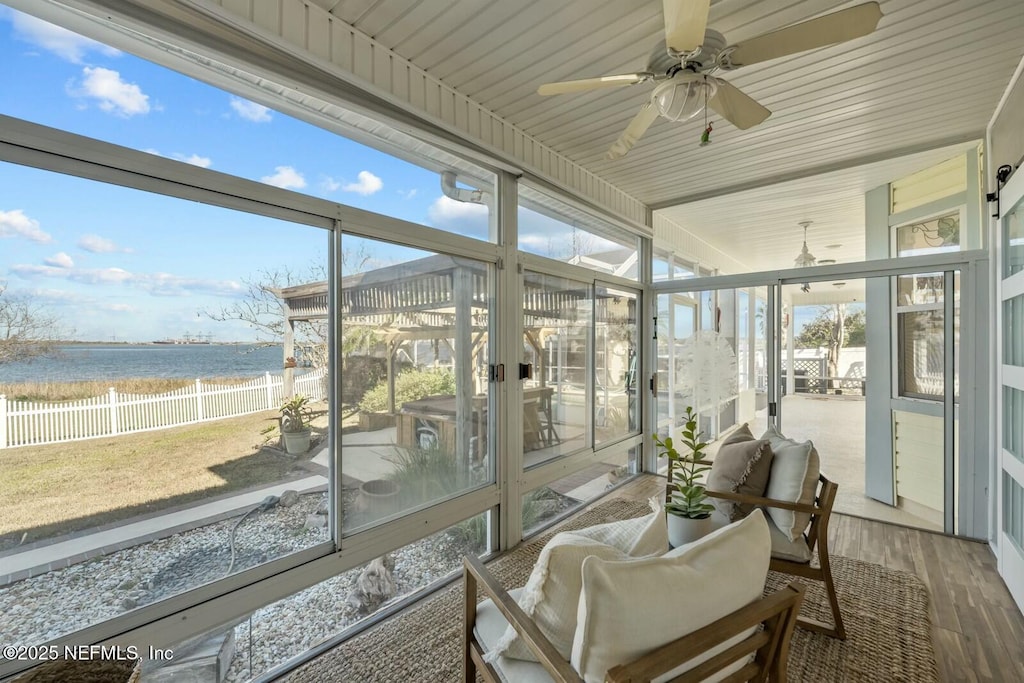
{"left": 794, "top": 221, "right": 817, "bottom": 268}
{"left": 653, "top": 73, "right": 717, "bottom": 122}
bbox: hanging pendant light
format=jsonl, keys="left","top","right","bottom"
{"left": 794, "top": 221, "right": 817, "bottom": 268}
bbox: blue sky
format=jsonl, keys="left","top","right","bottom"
{"left": 0, "top": 8, "right": 640, "bottom": 344}
{"left": 0, "top": 8, "right": 507, "bottom": 342}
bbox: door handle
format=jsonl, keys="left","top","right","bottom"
{"left": 519, "top": 363, "right": 533, "bottom": 380}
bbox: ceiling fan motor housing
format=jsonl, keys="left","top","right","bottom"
{"left": 648, "top": 29, "right": 728, "bottom": 74}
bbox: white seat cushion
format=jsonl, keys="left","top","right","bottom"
{"left": 571, "top": 510, "right": 772, "bottom": 683}
{"left": 474, "top": 588, "right": 555, "bottom": 683}
{"left": 710, "top": 508, "right": 813, "bottom": 563}
{"left": 494, "top": 498, "right": 668, "bottom": 662}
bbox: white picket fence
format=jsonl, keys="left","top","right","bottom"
{"left": 0, "top": 369, "right": 327, "bottom": 449}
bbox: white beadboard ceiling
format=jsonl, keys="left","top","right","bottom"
{"left": 657, "top": 140, "right": 979, "bottom": 273}
{"left": 307, "top": 0, "right": 1023, "bottom": 270}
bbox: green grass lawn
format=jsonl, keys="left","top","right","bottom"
{"left": 0, "top": 409, "right": 326, "bottom": 551}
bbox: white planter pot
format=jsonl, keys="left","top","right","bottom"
{"left": 282, "top": 429, "right": 311, "bottom": 455}
{"left": 667, "top": 513, "right": 714, "bottom": 548}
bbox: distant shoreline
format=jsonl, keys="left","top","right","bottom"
{"left": 56, "top": 340, "right": 278, "bottom": 346}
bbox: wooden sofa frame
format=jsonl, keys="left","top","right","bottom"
{"left": 463, "top": 554, "right": 805, "bottom": 683}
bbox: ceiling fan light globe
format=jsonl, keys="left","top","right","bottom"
{"left": 653, "top": 77, "right": 717, "bottom": 122}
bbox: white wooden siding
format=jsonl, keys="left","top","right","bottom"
{"left": 210, "top": 0, "right": 648, "bottom": 227}
{"left": 890, "top": 155, "right": 968, "bottom": 215}
{"left": 893, "top": 409, "right": 945, "bottom": 513}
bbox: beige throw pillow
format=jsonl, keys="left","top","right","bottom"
{"left": 571, "top": 510, "right": 772, "bottom": 683}
{"left": 707, "top": 424, "right": 774, "bottom": 521}
{"left": 494, "top": 498, "right": 668, "bottom": 662}
{"left": 761, "top": 424, "right": 820, "bottom": 541}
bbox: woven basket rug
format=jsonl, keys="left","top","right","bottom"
{"left": 286, "top": 498, "right": 940, "bottom": 683}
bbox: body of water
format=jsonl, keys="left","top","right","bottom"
{"left": 0, "top": 344, "right": 289, "bottom": 383}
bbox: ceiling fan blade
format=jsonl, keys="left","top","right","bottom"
{"left": 725, "top": 2, "right": 883, "bottom": 68}
{"left": 537, "top": 73, "right": 652, "bottom": 96}
{"left": 708, "top": 80, "right": 771, "bottom": 130}
{"left": 663, "top": 0, "right": 711, "bottom": 54}
{"left": 606, "top": 102, "right": 660, "bottom": 159}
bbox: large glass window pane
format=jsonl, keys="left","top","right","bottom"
{"left": 518, "top": 187, "right": 639, "bottom": 279}
{"left": 0, "top": 163, "right": 331, "bottom": 646}
{"left": 341, "top": 235, "right": 493, "bottom": 533}
{"left": 159, "top": 510, "right": 492, "bottom": 681}
{"left": 898, "top": 310, "right": 945, "bottom": 398}
{"left": 0, "top": 8, "right": 496, "bottom": 243}
{"left": 595, "top": 285, "right": 638, "bottom": 446}
{"left": 1005, "top": 197, "right": 1024, "bottom": 278}
{"left": 523, "top": 272, "right": 591, "bottom": 466}
{"left": 522, "top": 444, "right": 640, "bottom": 537}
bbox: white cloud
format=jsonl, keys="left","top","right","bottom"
{"left": 78, "top": 234, "right": 132, "bottom": 253}
{"left": 70, "top": 67, "right": 150, "bottom": 117}
{"left": 172, "top": 153, "right": 212, "bottom": 168}
{"left": 398, "top": 189, "right": 418, "bottom": 200}
{"left": 0, "top": 209, "right": 52, "bottom": 243}
{"left": 10, "top": 263, "right": 243, "bottom": 297}
{"left": 145, "top": 148, "right": 213, "bottom": 168}
{"left": 427, "top": 195, "right": 489, "bottom": 222}
{"left": 343, "top": 171, "right": 383, "bottom": 196}
{"left": 426, "top": 195, "right": 490, "bottom": 240}
{"left": 320, "top": 176, "right": 341, "bottom": 193}
{"left": 101, "top": 303, "right": 136, "bottom": 312}
{"left": 261, "top": 166, "right": 306, "bottom": 190}
{"left": 230, "top": 96, "right": 272, "bottom": 122}
{"left": 10, "top": 10, "right": 120, "bottom": 63}
{"left": 44, "top": 252, "right": 74, "bottom": 268}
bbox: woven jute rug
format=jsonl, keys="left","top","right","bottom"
{"left": 286, "top": 499, "right": 940, "bottom": 682}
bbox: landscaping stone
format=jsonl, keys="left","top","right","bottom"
{"left": 304, "top": 514, "right": 326, "bottom": 529}
{"left": 278, "top": 490, "right": 300, "bottom": 507}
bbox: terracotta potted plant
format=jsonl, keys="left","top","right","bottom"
{"left": 280, "top": 394, "right": 312, "bottom": 455}
{"left": 655, "top": 406, "right": 715, "bottom": 546}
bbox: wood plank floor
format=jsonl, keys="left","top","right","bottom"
{"left": 605, "top": 475, "right": 1024, "bottom": 683}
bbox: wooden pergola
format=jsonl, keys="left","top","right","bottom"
{"left": 274, "top": 255, "right": 629, "bottom": 470}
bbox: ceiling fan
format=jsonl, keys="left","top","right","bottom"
{"left": 536, "top": 1, "right": 883, "bottom": 159}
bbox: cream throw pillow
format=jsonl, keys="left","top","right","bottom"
{"left": 571, "top": 510, "right": 772, "bottom": 683}
{"left": 761, "top": 424, "right": 820, "bottom": 541}
{"left": 493, "top": 498, "right": 668, "bottom": 662}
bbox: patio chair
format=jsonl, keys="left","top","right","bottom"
{"left": 695, "top": 475, "right": 846, "bottom": 640}
{"left": 463, "top": 508, "right": 807, "bottom": 683}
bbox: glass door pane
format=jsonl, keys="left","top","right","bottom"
{"left": 522, "top": 271, "right": 592, "bottom": 467}
{"left": 656, "top": 285, "right": 768, "bottom": 468}
{"left": 341, "top": 236, "right": 494, "bottom": 533}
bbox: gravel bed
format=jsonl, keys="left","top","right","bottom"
{"left": 1, "top": 488, "right": 577, "bottom": 681}
{"left": 0, "top": 492, "right": 330, "bottom": 646}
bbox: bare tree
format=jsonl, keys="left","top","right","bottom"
{"left": 201, "top": 247, "right": 377, "bottom": 370}
{"left": 201, "top": 264, "right": 329, "bottom": 367}
{"left": 0, "top": 282, "right": 63, "bottom": 364}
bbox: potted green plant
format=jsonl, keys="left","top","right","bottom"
{"left": 280, "top": 394, "right": 312, "bottom": 454}
{"left": 655, "top": 406, "right": 716, "bottom": 546}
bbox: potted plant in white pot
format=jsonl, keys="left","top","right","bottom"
{"left": 280, "top": 394, "right": 312, "bottom": 455}
{"left": 655, "top": 406, "right": 715, "bottom": 547}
